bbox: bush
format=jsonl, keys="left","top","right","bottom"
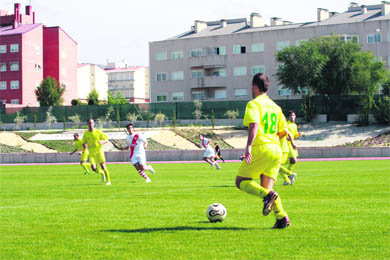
{"left": 374, "top": 96, "right": 390, "bottom": 124}
{"left": 71, "top": 99, "right": 83, "bottom": 106}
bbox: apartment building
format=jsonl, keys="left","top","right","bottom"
{"left": 0, "top": 3, "right": 77, "bottom": 107}
{"left": 149, "top": 2, "right": 390, "bottom": 102}
{"left": 105, "top": 62, "right": 150, "bottom": 103}
{"left": 77, "top": 64, "right": 108, "bottom": 101}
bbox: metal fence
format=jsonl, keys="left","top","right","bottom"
{"left": 0, "top": 95, "right": 377, "bottom": 124}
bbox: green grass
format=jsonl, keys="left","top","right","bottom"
{"left": 0, "top": 160, "right": 389, "bottom": 259}
{"left": 0, "top": 143, "right": 31, "bottom": 153}
{"left": 33, "top": 140, "right": 75, "bottom": 152}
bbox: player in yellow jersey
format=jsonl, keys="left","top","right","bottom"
{"left": 70, "top": 133, "right": 91, "bottom": 175}
{"left": 285, "top": 111, "right": 301, "bottom": 179}
{"left": 82, "top": 119, "right": 112, "bottom": 186}
{"left": 236, "top": 73, "right": 290, "bottom": 229}
{"left": 278, "top": 127, "right": 297, "bottom": 185}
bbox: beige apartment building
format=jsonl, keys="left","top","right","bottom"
{"left": 77, "top": 64, "right": 108, "bottom": 101}
{"left": 105, "top": 61, "right": 150, "bottom": 103}
{"left": 149, "top": 2, "right": 390, "bottom": 102}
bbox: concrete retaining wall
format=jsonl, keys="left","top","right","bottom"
{"left": 1, "top": 147, "right": 389, "bottom": 164}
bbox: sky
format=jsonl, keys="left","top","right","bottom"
{"left": 2, "top": 0, "right": 383, "bottom": 66}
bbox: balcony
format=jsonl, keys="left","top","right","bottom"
{"left": 191, "top": 76, "right": 227, "bottom": 88}
{"left": 189, "top": 55, "right": 227, "bottom": 68}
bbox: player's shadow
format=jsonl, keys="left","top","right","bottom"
{"left": 101, "top": 226, "right": 252, "bottom": 233}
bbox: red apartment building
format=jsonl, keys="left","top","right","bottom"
{"left": 0, "top": 3, "right": 77, "bottom": 107}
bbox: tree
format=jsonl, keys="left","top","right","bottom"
{"left": 45, "top": 107, "right": 57, "bottom": 129}
{"left": 154, "top": 112, "right": 166, "bottom": 127}
{"left": 276, "top": 36, "right": 361, "bottom": 96}
{"left": 68, "top": 114, "right": 81, "bottom": 128}
{"left": 126, "top": 112, "right": 139, "bottom": 123}
{"left": 87, "top": 89, "right": 99, "bottom": 105}
{"left": 14, "top": 112, "right": 26, "bottom": 130}
{"left": 107, "top": 91, "right": 128, "bottom": 105}
{"left": 350, "top": 51, "right": 387, "bottom": 125}
{"left": 192, "top": 99, "right": 203, "bottom": 120}
{"left": 35, "top": 76, "right": 65, "bottom": 106}
{"left": 225, "top": 109, "right": 239, "bottom": 121}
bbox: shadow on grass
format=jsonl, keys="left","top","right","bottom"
{"left": 210, "top": 185, "right": 235, "bottom": 188}
{"left": 101, "top": 226, "right": 252, "bottom": 233}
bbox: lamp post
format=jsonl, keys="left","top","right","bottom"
{"left": 375, "top": 28, "right": 381, "bottom": 61}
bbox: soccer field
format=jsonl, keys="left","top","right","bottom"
{"left": 1, "top": 160, "right": 389, "bottom": 259}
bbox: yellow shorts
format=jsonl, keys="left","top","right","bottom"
{"left": 89, "top": 149, "right": 106, "bottom": 165}
{"left": 80, "top": 151, "right": 89, "bottom": 162}
{"left": 288, "top": 142, "right": 299, "bottom": 158}
{"left": 237, "top": 144, "right": 282, "bottom": 181}
{"left": 281, "top": 152, "right": 288, "bottom": 164}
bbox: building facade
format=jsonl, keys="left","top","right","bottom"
{"left": 149, "top": 2, "right": 390, "bottom": 102}
{"left": 77, "top": 63, "right": 108, "bottom": 101}
{"left": 0, "top": 3, "right": 77, "bottom": 107}
{"left": 105, "top": 63, "right": 150, "bottom": 103}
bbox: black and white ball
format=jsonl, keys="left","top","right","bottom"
{"left": 206, "top": 203, "right": 227, "bottom": 222}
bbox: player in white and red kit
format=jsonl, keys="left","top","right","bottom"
{"left": 195, "top": 134, "right": 221, "bottom": 169}
{"left": 120, "top": 123, "right": 155, "bottom": 182}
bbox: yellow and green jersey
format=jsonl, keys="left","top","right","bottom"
{"left": 243, "top": 95, "right": 286, "bottom": 146}
{"left": 74, "top": 139, "right": 85, "bottom": 151}
{"left": 287, "top": 121, "right": 299, "bottom": 141}
{"left": 81, "top": 129, "right": 107, "bottom": 152}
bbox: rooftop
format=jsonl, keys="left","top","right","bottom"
{"left": 0, "top": 23, "right": 42, "bottom": 36}
{"left": 165, "top": 3, "right": 389, "bottom": 41}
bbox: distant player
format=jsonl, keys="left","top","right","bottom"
{"left": 120, "top": 123, "right": 155, "bottom": 183}
{"left": 236, "top": 73, "right": 290, "bottom": 229}
{"left": 82, "top": 119, "right": 112, "bottom": 185}
{"left": 285, "top": 110, "right": 301, "bottom": 178}
{"left": 278, "top": 126, "right": 297, "bottom": 185}
{"left": 70, "top": 133, "right": 90, "bottom": 175}
{"left": 214, "top": 143, "right": 225, "bottom": 163}
{"left": 195, "top": 134, "right": 221, "bottom": 169}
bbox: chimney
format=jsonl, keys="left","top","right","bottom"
{"left": 270, "top": 17, "right": 282, "bottom": 26}
{"left": 19, "top": 14, "right": 22, "bottom": 24}
{"left": 220, "top": 19, "right": 227, "bottom": 28}
{"left": 33, "top": 12, "right": 35, "bottom": 23}
{"left": 350, "top": 2, "right": 359, "bottom": 8}
{"left": 194, "top": 20, "right": 207, "bottom": 33}
{"left": 14, "top": 3, "right": 21, "bottom": 23}
{"left": 360, "top": 5, "right": 367, "bottom": 14}
{"left": 26, "top": 5, "right": 32, "bottom": 15}
{"left": 250, "top": 13, "right": 264, "bottom": 27}
{"left": 382, "top": 1, "right": 390, "bottom": 15}
{"left": 317, "top": 8, "right": 329, "bottom": 22}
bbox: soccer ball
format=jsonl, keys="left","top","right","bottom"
{"left": 206, "top": 203, "right": 227, "bottom": 222}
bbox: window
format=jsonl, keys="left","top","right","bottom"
{"left": 276, "top": 41, "right": 290, "bottom": 51}
{"left": 155, "top": 52, "right": 167, "bottom": 61}
{"left": 0, "top": 63, "right": 6, "bottom": 72}
{"left": 172, "top": 92, "right": 184, "bottom": 101}
{"left": 10, "top": 62, "right": 19, "bottom": 71}
{"left": 156, "top": 93, "right": 167, "bottom": 102}
{"left": 252, "top": 65, "right": 265, "bottom": 75}
{"left": 190, "top": 49, "right": 202, "bottom": 57}
{"left": 233, "top": 66, "right": 247, "bottom": 76}
{"left": 214, "top": 68, "right": 226, "bottom": 77}
{"left": 344, "top": 34, "right": 359, "bottom": 43}
{"left": 215, "top": 89, "right": 227, "bottom": 99}
{"left": 156, "top": 72, "right": 167, "bottom": 81}
{"left": 171, "top": 51, "right": 184, "bottom": 60}
{"left": 0, "top": 45, "right": 6, "bottom": 53}
{"left": 172, "top": 71, "right": 184, "bottom": 80}
{"left": 233, "top": 45, "right": 246, "bottom": 54}
{"left": 11, "top": 99, "right": 19, "bottom": 104}
{"left": 278, "top": 86, "right": 291, "bottom": 96}
{"left": 10, "top": 80, "right": 19, "bottom": 89}
{"left": 367, "top": 33, "right": 381, "bottom": 43}
{"left": 10, "top": 44, "right": 19, "bottom": 53}
{"left": 191, "top": 90, "right": 204, "bottom": 100}
{"left": 298, "top": 87, "right": 309, "bottom": 95}
{"left": 213, "top": 46, "right": 226, "bottom": 55}
{"left": 234, "top": 88, "right": 248, "bottom": 97}
{"left": 251, "top": 43, "right": 264, "bottom": 52}
{"left": 191, "top": 70, "right": 203, "bottom": 79}
{"left": 0, "top": 81, "right": 6, "bottom": 90}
